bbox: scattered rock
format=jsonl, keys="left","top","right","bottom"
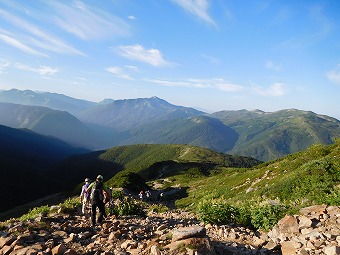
{"left": 0, "top": 204, "right": 339, "bottom": 254}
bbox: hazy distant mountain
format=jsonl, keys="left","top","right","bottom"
{"left": 0, "top": 89, "right": 95, "bottom": 115}
{"left": 212, "top": 109, "right": 340, "bottom": 161}
{"left": 0, "top": 102, "right": 120, "bottom": 150}
{"left": 124, "top": 115, "right": 238, "bottom": 152}
{"left": 0, "top": 124, "right": 88, "bottom": 211}
{"left": 77, "top": 96, "right": 205, "bottom": 131}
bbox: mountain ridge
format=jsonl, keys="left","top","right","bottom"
{"left": 0, "top": 88, "right": 95, "bottom": 115}
{"left": 0, "top": 89, "right": 340, "bottom": 162}
{"left": 0, "top": 102, "right": 119, "bottom": 150}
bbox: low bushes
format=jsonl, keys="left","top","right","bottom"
{"left": 109, "top": 197, "right": 145, "bottom": 216}
{"left": 197, "top": 199, "right": 288, "bottom": 231}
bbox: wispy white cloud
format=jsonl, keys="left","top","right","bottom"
{"left": 265, "top": 60, "right": 282, "bottom": 71}
{"left": 327, "top": 65, "right": 340, "bottom": 85}
{"left": 0, "top": 59, "right": 10, "bottom": 73}
{"left": 128, "top": 16, "right": 136, "bottom": 20}
{"left": 15, "top": 63, "right": 59, "bottom": 76}
{"left": 201, "top": 54, "right": 220, "bottom": 65}
{"left": 0, "top": 9, "right": 84, "bottom": 56}
{"left": 145, "top": 77, "right": 244, "bottom": 92}
{"left": 0, "top": 33, "right": 47, "bottom": 57}
{"left": 106, "top": 66, "right": 134, "bottom": 80}
{"left": 252, "top": 82, "right": 286, "bottom": 96}
{"left": 49, "top": 1, "right": 131, "bottom": 40}
{"left": 125, "top": 65, "right": 139, "bottom": 72}
{"left": 71, "top": 77, "right": 88, "bottom": 85}
{"left": 171, "top": 0, "right": 216, "bottom": 27}
{"left": 115, "top": 44, "right": 174, "bottom": 67}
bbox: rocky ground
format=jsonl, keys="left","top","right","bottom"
{"left": 0, "top": 205, "right": 339, "bottom": 255}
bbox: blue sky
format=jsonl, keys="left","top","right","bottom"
{"left": 0, "top": 0, "right": 340, "bottom": 119}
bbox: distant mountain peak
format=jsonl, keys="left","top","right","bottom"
{"left": 98, "top": 98, "right": 115, "bottom": 105}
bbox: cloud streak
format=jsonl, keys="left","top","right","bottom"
{"left": 171, "top": 0, "right": 216, "bottom": 26}
{"left": 0, "top": 9, "right": 84, "bottom": 56}
{"left": 0, "top": 59, "right": 10, "bottom": 73}
{"left": 265, "top": 60, "right": 282, "bottom": 71}
{"left": 49, "top": 1, "right": 131, "bottom": 40}
{"left": 0, "top": 33, "right": 47, "bottom": 57}
{"left": 115, "top": 44, "right": 174, "bottom": 67}
{"left": 106, "top": 66, "right": 134, "bottom": 80}
{"left": 252, "top": 83, "right": 286, "bottom": 96}
{"left": 327, "top": 65, "right": 340, "bottom": 85}
{"left": 15, "top": 63, "right": 59, "bottom": 76}
{"left": 146, "top": 77, "right": 244, "bottom": 92}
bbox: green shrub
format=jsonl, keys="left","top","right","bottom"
{"left": 61, "top": 197, "right": 81, "bottom": 209}
{"left": 250, "top": 204, "right": 286, "bottom": 231}
{"left": 198, "top": 200, "right": 238, "bottom": 224}
{"left": 111, "top": 190, "right": 125, "bottom": 200}
{"left": 324, "top": 189, "right": 340, "bottom": 205}
{"left": 234, "top": 205, "right": 252, "bottom": 227}
{"left": 197, "top": 199, "right": 288, "bottom": 231}
{"left": 110, "top": 197, "right": 145, "bottom": 216}
{"left": 57, "top": 197, "right": 81, "bottom": 213}
{"left": 148, "top": 203, "right": 169, "bottom": 213}
{"left": 107, "top": 172, "right": 148, "bottom": 192}
{"left": 19, "top": 205, "right": 50, "bottom": 221}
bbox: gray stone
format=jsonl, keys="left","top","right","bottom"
{"left": 172, "top": 225, "right": 206, "bottom": 242}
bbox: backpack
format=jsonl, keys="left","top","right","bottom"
{"left": 83, "top": 183, "right": 90, "bottom": 199}
{"left": 90, "top": 181, "right": 104, "bottom": 203}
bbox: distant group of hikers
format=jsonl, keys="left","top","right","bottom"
{"left": 79, "top": 175, "right": 112, "bottom": 227}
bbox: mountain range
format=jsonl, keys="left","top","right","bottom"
{"left": 1, "top": 88, "right": 340, "bottom": 162}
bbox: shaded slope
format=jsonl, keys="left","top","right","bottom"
{"left": 0, "top": 124, "right": 88, "bottom": 211}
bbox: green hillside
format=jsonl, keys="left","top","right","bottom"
{"left": 50, "top": 144, "right": 260, "bottom": 193}
{"left": 2, "top": 140, "right": 339, "bottom": 230}
{"left": 43, "top": 141, "right": 340, "bottom": 212}
{"left": 212, "top": 109, "right": 340, "bottom": 161}
{"left": 174, "top": 139, "right": 340, "bottom": 212}
{"left": 125, "top": 116, "right": 238, "bottom": 152}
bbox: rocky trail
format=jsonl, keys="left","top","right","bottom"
{"left": 0, "top": 204, "right": 339, "bottom": 255}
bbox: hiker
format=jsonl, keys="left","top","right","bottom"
{"left": 145, "top": 190, "right": 151, "bottom": 201}
{"left": 80, "top": 178, "right": 91, "bottom": 215}
{"left": 86, "top": 175, "right": 112, "bottom": 227}
{"left": 139, "top": 190, "right": 144, "bottom": 200}
{"left": 157, "top": 191, "right": 164, "bottom": 202}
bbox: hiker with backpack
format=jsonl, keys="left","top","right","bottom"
{"left": 86, "top": 175, "right": 112, "bottom": 227}
{"left": 80, "top": 178, "right": 91, "bottom": 215}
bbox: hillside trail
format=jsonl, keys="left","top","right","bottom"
{"left": 1, "top": 204, "right": 339, "bottom": 254}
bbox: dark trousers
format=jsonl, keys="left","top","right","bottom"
{"left": 91, "top": 200, "right": 106, "bottom": 226}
